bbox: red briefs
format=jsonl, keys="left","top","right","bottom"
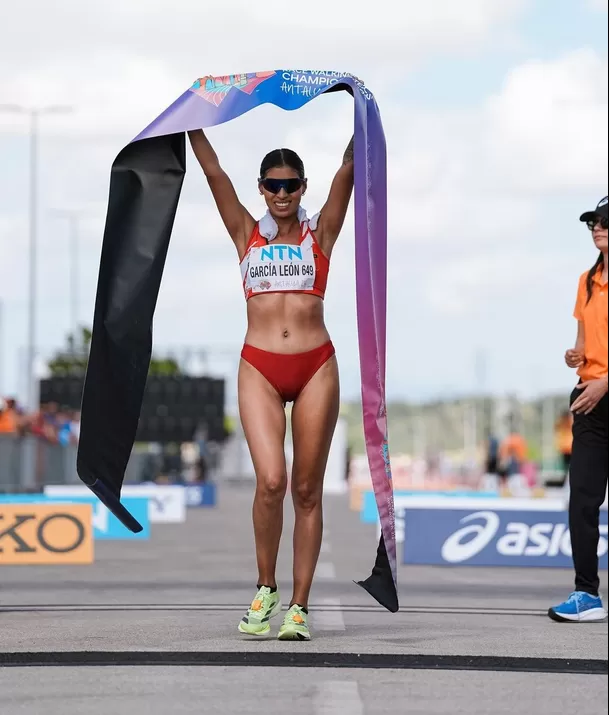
{"left": 241, "top": 341, "right": 336, "bottom": 403}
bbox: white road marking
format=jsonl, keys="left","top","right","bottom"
{"left": 314, "top": 681, "right": 364, "bottom": 715}
{"left": 314, "top": 598, "right": 346, "bottom": 632}
{"left": 316, "top": 562, "right": 337, "bottom": 580}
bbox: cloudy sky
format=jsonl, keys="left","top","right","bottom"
{"left": 0, "top": 0, "right": 607, "bottom": 407}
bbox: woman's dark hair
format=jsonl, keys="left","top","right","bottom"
{"left": 586, "top": 251, "right": 604, "bottom": 304}
{"left": 259, "top": 148, "right": 305, "bottom": 180}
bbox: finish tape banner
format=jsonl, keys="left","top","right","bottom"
{"left": 76, "top": 69, "right": 398, "bottom": 613}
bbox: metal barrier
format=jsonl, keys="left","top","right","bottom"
{"left": 0, "top": 435, "right": 80, "bottom": 492}
{"left": 0, "top": 435, "right": 22, "bottom": 491}
{"left": 0, "top": 435, "right": 164, "bottom": 493}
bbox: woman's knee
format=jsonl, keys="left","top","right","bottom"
{"left": 257, "top": 473, "right": 287, "bottom": 505}
{"left": 292, "top": 479, "right": 323, "bottom": 512}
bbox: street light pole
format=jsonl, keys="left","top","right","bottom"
{"left": 69, "top": 214, "right": 79, "bottom": 349}
{"left": 28, "top": 110, "right": 39, "bottom": 410}
{"left": 0, "top": 104, "right": 73, "bottom": 409}
{"left": 0, "top": 299, "right": 4, "bottom": 397}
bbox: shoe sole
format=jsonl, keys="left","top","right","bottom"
{"left": 238, "top": 600, "right": 283, "bottom": 636}
{"left": 548, "top": 607, "right": 608, "bottom": 623}
{"left": 277, "top": 627, "right": 311, "bottom": 642}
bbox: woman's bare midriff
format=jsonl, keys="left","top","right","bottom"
{"left": 244, "top": 292, "right": 331, "bottom": 354}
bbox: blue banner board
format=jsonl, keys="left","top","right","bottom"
{"left": 0, "top": 494, "right": 150, "bottom": 540}
{"left": 402, "top": 508, "right": 608, "bottom": 569}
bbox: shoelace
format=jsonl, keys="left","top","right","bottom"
{"left": 286, "top": 607, "right": 307, "bottom": 626}
{"left": 250, "top": 590, "right": 272, "bottom": 614}
{"left": 567, "top": 592, "right": 590, "bottom": 613}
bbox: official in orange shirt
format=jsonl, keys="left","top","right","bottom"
{"left": 498, "top": 428, "right": 528, "bottom": 484}
{"left": 549, "top": 196, "right": 609, "bottom": 624}
{"left": 0, "top": 398, "right": 17, "bottom": 434}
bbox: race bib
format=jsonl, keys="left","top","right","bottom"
{"left": 246, "top": 242, "right": 316, "bottom": 293}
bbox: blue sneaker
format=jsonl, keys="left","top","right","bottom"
{"left": 548, "top": 592, "right": 607, "bottom": 623}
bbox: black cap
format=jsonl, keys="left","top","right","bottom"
{"left": 580, "top": 195, "right": 609, "bottom": 223}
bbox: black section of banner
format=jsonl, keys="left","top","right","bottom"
{"left": 356, "top": 535, "right": 399, "bottom": 613}
{"left": 0, "top": 652, "right": 605, "bottom": 674}
{"left": 88, "top": 479, "right": 144, "bottom": 533}
{"left": 76, "top": 134, "right": 186, "bottom": 500}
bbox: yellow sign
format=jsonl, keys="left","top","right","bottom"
{"left": 0, "top": 504, "right": 94, "bottom": 565}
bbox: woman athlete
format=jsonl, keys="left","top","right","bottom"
{"left": 188, "top": 128, "right": 354, "bottom": 640}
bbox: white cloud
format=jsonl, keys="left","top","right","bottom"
{"left": 2, "top": 0, "right": 528, "bottom": 65}
{"left": 0, "top": 0, "right": 528, "bottom": 137}
{"left": 423, "top": 250, "right": 576, "bottom": 317}
{"left": 486, "top": 49, "right": 609, "bottom": 193}
{"left": 0, "top": 54, "right": 185, "bottom": 143}
{"left": 587, "top": 0, "right": 608, "bottom": 12}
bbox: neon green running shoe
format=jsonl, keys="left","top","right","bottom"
{"left": 238, "top": 586, "right": 283, "bottom": 636}
{"left": 277, "top": 605, "right": 311, "bottom": 641}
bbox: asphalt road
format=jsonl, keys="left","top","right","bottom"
{"left": 1, "top": 485, "right": 607, "bottom": 715}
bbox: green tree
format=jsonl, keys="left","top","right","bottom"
{"left": 48, "top": 326, "right": 181, "bottom": 377}
{"left": 148, "top": 357, "right": 181, "bottom": 376}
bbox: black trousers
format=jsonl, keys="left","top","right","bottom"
{"left": 568, "top": 389, "right": 608, "bottom": 596}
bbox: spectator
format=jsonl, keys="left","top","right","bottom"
{"left": 28, "top": 404, "right": 59, "bottom": 443}
{"left": 498, "top": 426, "right": 528, "bottom": 486}
{"left": 0, "top": 397, "right": 17, "bottom": 433}
{"left": 485, "top": 430, "right": 500, "bottom": 478}
{"left": 1, "top": 396, "right": 82, "bottom": 444}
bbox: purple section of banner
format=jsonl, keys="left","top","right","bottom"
{"left": 352, "top": 89, "right": 397, "bottom": 584}
{"left": 133, "top": 70, "right": 397, "bottom": 588}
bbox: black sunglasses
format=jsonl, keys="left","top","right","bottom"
{"left": 259, "top": 178, "right": 304, "bottom": 195}
{"left": 587, "top": 217, "right": 609, "bottom": 231}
